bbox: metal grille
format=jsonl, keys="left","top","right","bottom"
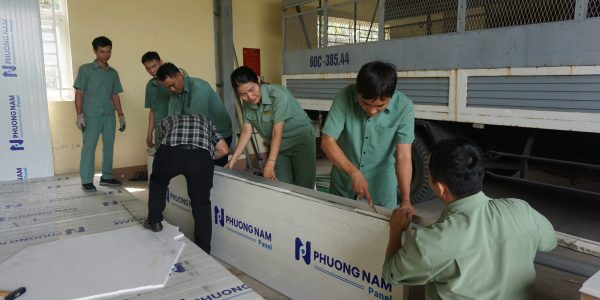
{"left": 589, "top": 0, "right": 600, "bottom": 17}
{"left": 466, "top": 0, "right": 575, "bottom": 31}
{"left": 284, "top": 9, "right": 322, "bottom": 51}
{"left": 282, "top": 0, "right": 594, "bottom": 50}
{"left": 326, "top": 0, "right": 380, "bottom": 46}
{"left": 384, "top": 0, "right": 458, "bottom": 39}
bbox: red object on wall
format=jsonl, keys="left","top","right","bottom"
{"left": 243, "top": 48, "right": 261, "bottom": 76}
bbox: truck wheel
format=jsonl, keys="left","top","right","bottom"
{"left": 404, "top": 133, "right": 435, "bottom": 204}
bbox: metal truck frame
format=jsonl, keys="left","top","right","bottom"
{"left": 281, "top": 0, "right": 600, "bottom": 203}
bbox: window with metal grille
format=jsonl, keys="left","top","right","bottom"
{"left": 39, "top": 0, "right": 73, "bottom": 101}
{"left": 465, "top": 0, "right": 575, "bottom": 31}
{"left": 325, "top": 16, "right": 381, "bottom": 46}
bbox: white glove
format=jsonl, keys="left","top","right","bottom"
{"left": 118, "top": 115, "right": 126, "bottom": 132}
{"left": 76, "top": 113, "right": 85, "bottom": 131}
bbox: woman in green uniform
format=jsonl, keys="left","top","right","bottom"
{"left": 225, "top": 66, "right": 316, "bottom": 189}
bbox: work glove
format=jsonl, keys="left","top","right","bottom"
{"left": 118, "top": 115, "right": 126, "bottom": 132}
{"left": 76, "top": 113, "right": 85, "bottom": 131}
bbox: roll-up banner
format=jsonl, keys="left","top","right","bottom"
{"left": 0, "top": 0, "right": 54, "bottom": 181}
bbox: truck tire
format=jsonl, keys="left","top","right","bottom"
{"left": 403, "top": 133, "right": 435, "bottom": 204}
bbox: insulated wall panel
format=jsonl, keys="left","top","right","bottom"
{"left": 163, "top": 168, "right": 404, "bottom": 300}
{"left": 0, "top": 0, "right": 54, "bottom": 181}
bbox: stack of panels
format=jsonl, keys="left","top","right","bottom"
{"left": 0, "top": 175, "right": 263, "bottom": 300}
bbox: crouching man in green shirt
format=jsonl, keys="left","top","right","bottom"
{"left": 156, "top": 63, "right": 233, "bottom": 167}
{"left": 382, "top": 138, "right": 557, "bottom": 300}
{"left": 321, "top": 61, "right": 415, "bottom": 209}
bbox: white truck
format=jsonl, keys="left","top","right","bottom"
{"left": 281, "top": 0, "right": 600, "bottom": 203}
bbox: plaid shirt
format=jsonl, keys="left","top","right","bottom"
{"left": 159, "top": 113, "right": 223, "bottom": 156}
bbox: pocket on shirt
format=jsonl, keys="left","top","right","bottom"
{"left": 373, "top": 124, "right": 396, "bottom": 146}
{"left": 374, "top": 124, "right": 394, "bottom": 133}
{"left": 261, "top": 113, "right": 273, "bottom": 123}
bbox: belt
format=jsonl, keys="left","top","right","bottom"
{"left": 175, "top": 144, "right": 200, "bottom": 150}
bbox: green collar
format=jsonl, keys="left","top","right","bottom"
{"left": 182, "top": 75, "right": 191, "bottom": 95}
{"left": 439, "top": 191, "right": 489, "bottom": 220}
{"left": 91, "top": 60, "right": 113, "bottom": 71}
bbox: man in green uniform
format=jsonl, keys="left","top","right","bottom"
{"left": 321, "top": 61, "right": 414, "bottom": 209}
{"left": 74, "top": 36, "right": 126, "bottom": 192}
{"left": 141, "top": 51, "right": 170, "bottom": 149}
{"left": 383, "top": 138, "right": 557, "bottom": 299}
{"left": 156, "top": 63, "right": 232, "bottom": 167}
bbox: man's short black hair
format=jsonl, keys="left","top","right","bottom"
{"left": 92, "top": 36, "right": 112, "bottom": 50}
{"left": 156, "top": 62, "right": 181, "bottom": 81}
{"left": 356, "top": 61, "right": 397, "bottom": 100}
{"left": 141, "top": 51, "right": 161, "bottom": 64}
{"left": 429, "top": 137, "right": 485, "bottom": 198}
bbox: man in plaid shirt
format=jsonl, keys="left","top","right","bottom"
{"left": 144, "top": 113, "right": 228, "bottom": 254}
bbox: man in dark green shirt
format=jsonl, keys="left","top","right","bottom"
{"left": 156, "top": 63, "right": 232, "bottom": 167}
{"left": 383, "top": 138, "right": 556, "bottom": 299}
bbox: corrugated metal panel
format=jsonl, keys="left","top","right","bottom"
{"left": 467, "top": 75, "right": 600, "bottom": 112}
{"left": 397, "top": 77, "right": 449, "bottom": 105}
{"left": 287, "top": 78, "right": 354, "bottom": 100}
{"left": 287, "top": 77, "right": 449, "bottom": 105}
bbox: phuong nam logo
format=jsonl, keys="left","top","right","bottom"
{"left": 1, "top": 19, "right": 17, "bottom": 77}
{"left": 15, "top": 167, "right": 27, "bottom": 180}
{"left": 213, "top": 205, "right": 272, "bottom": 251}
{"left": 295, "top": 237, "right": 311, "bottom": 265}
{"left": 197, "top": 284, "right": 253, "bottom": 300}
{"left": 166, "top": 189, "right": 190, "bottom": 210}
{"left": 293, "top": 237, "right": 393, "bottom": 299}
{"left": 214, "top": 206, "right": 224, "bottom": 227}
{"left": 8, "top": 95, "right": 24, "bottom": 151}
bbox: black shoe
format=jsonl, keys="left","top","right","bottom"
{"left": 81, "top": 183, "right": 96, "bottom": 192}
{"left": 99, "top": 177, "right": 122, "bottom": 187}
{"left": 143, "top": 220, "right": 163, "bottom": 232}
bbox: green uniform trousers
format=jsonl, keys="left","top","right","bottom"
{"left": 80, "top": 114, "right": 116, "bottom": 184}
{"left": 275, "top": 132, "right": 316, "bottom": 189}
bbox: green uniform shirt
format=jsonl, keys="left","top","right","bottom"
{"left": 144, "top": 78, "right": 170, "bottom": 128}
{"left": 382, "top": 192, "right": 557, "bottom": 300}
{"left": 73, "top": 61, "right": 123, "bottom": 116}
{"left": 243, "top": 84, "right": 313, "bottom": 151}
{"left": 322, "top": 84, "right": 414, "bottom": 207}
{"left": 168, "top": 76, "right": 233, "bottom": 138}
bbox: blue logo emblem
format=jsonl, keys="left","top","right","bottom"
{"left": 9, "top": 139, "right": 23, "bottom": 151}
{"left": 171, "top": 262, "right": 186, "bottom": 273}
{"left": 2, "top": 65, "right": 16, "bottom": 77}
{"left": 1, "top": 19, "right": 17, "bottom": 78}
{"left": 295, "top": 237, "right": 311, "bottom": 265}
{"left": 214, "top": 206, "right": 224, "bottom": 227}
